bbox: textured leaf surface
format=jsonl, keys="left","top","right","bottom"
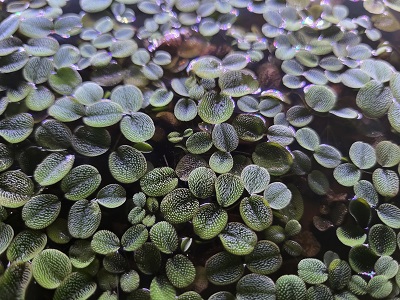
{"left": 7, "top": 230, "right": 47, "bottom": 262}
{"left": 219, "top": 222, "right": 257, "bottom": 255}
{"left": 0, "top": 170, "right": 34, "bottom": 208}
{"left": 53, "top": 272, "right": 97, "bottom": 300}
{"left": 68, "top": 200, "right": 101, "bottom": 239}
{"left": 32, "top": 249, "right": 72, "bottom": 289}
{"left": 206, "top": 251, "right": 244, "bottom": 285}
{"left": 22, "top": 194, "right": 61, "bottom": 229}
{"left": 108, "top": 145, "right": 147, "bottom": 183}
{"left": 34, "top": 153, "right": 75, "bottom": 186}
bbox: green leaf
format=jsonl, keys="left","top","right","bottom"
{"left": 34, "top": 153, "right": 75, "bottom": 186}
{"left": 0, "top": 170, "right": 34, "bottom": 208}
{"left": 186, "top": 132, "right": 213, "bottom": 154}
{"left": 48, "top": 96, "right": 85, "bottom": 122}
{"left": 110, "top": 84, "right": 143, "bottom": 112}
{"left": 49, "top": 67, "right": 82, "bottom": 95}
{"left": 188, "top": 167, "right": 216, "bottom": 199}
{"left": 298, "top": 258, "right": 328, "bottom": 285}
{"left": 212, "top": 123, "right": 239, "bottom": 152}
{"left": 236, "top": 274, "right": 276, "bottom": 300}
{"left": 304, "top": 85, "right": 337, "bottom": 112}
{"left": 241, "top": 165, "right": 270, "bottom": 194}
{"left": 0, "top": 143, "right": 13, "bottom": 172}
{"left": 205, "top": 251, "right": 244, "bottom": 285}
{"left": 0, "top": 14, "right": 20, "bottom": 41}
{"left": 73, "top": 82, "right": 103, "bottom": 105}
{"left": 53, "top": 45, "right": 80, "bottom": 69}
{"left": 306, "top": 284, "right": 333, "bottom": 300}
{"left": 354, "top": 180, "right": 378, "bottom": 207}
{"left": 149, "top": 89, "right": 174, "bottom": 107}
{"left": 0, "top": 262, "right": 32, "bottom": 300}
{"left": 348, "top": 245, "right": 378, "bottom": 273}
{"left": 233, "top": 114, "right": 267, "bottom": 142}
{"left": 160, "top": 188, "right": 199, "bottom": 224}
{"left": 150, "top": 276, "right": 176, "bottom": 300}
{"left": 191, "top": 56, "right": 222, "bottom": 79}
{"left": 53, "top": 272, "right": 97, "bottom": 300}
{"left": 0, "top": 113, "right": 34, "bottom": 143}
{"left": 120, "top": 112, "right": 155, "bottom": 143}
{"left": 347, "top": 275, "right": 367, "bottom": 296}
{"left": 150, "top": 221, "right": 178, "bottom": 254}
{"left": 245, "top": 240, "right": 282, "bottom": 275}
{"left": 108, "top": 145, "right": 147, "bottom": 183}
{"left": 120, "top": 270, "right": 140, "bottom": 293}
{"left": 263, "top": 182, "right": 292, "bottom": 210}
{"left": 47, "top": 218, "right": 71, "bottom": 245}
{"left": 121, "top": 224, "right": 148, "bottom": 251}
{"left": 69, "top": 240, "right": 95, "bottom": 268}
{"left": 174, "top": 98, "right": 198, "bottom": 122}
{"left": 377, "top": 203, "right": 400, "bottom": 229}
{"left": 68, "top": 200, "right": 101, "bottom": 239}
{"left": 91, "top": 230, "right": 120, "bottom": 255}
{"left": 209, "top": 151, "right": 233, "bottom": 174}
{"left": 134, "top": 242, "right": 161, "bottom": 275}
{"left": 361, "top": 59, "right": 394, "bottom": 83}
{"left": 32, "top": 249, "right": 72, "bottom": 289}
{"left": 295, "top": 127, "right": 320, "bottom": 151}
{"left": 198, "top": 91, "right": 234, "bottom": 124}
{"left": 83, "top": 100, "right": 123, "bottom": 127}
{"left": 72, "top": 125, "right": 111, "bottom": 157}
{"left": 240, "top": 195, "right": 273, "bottom": 231}
{"left": 219, "top": 222, "right": 257, "bottom": 255}
{"left": 375, "top": 256, "right": 399, "bottom": 279}
{"left": 372, "top": 168, "right": 399, "bottom": 197}
{"left": 22, "top": 194, "right": 61, "bottom": 229}
{"left": 0, "top": 222, "right": 13, "bottom": 255}
{"left": 61, "top": 165, "right": 101, "bottom": 200}
{"left": 219, "top": 70, "right": 259, "bottom": 97}
{"left": 215, "top": 173, "right": 244, "bottom": 207}
{"left": 24, "top": 37, "right": 59, "bottom": 57}
{"left": 23, "top": 57, "right": 53, "bottom": 84}
{"left": 349, "top": 141, "right": 376, "bottom": 169}
{"left": 193, "top": 203, "right": 228, "bottom": 240}
{"left": 7, "top": 230, "right": 47, "bottom": 262}
{"left": 96, "top": 184, "right": 126, "bottom": 208}
{"left": 367, "top": 276, "right": 393, "bottom": 299}
{"left": 110, "top": 40, "right": 137, "bottom": 58}
{"left": 35, "top": 119, "right": 72, "bottom": 150}
{"left": 341, "top": 69, "right": 370, "bottom": 88}
{"left": 368, "top": 224, "right": 397, "bottom": 256}
{"left": 336, "top": 224, "right": 366, "bottom": 247}
{"left": 356, "top": 80, "right": 392, "bottom": 118}
{"left": 252, "top": 142, "right": 293, "bottom": 176}
{"left": 140, "top": 167, "right": 178, "bottom": 197}
{"left": 104, "top": 250, "right": 127, "bottom": 273}
{"left": 166, "top": 254, "right": 196, "bottom": 288}
{"left": 375, "top": 140, "right": 400, "bottom": 167}
{"left": 328, "top": 259, "right": 351, "bottom": 290}
{"left": 80, "top": 0, "right": 112, "bottom": 12}
{"left": 208, "top": 292, "right": 235, "bottom": 300}
{"left": 0, "top": 51, "right": 28, "bottom": 73}
{"left": 25, "top": 86, "right": 55, "bottom": 111}
{"left": 313, "top": 144, "right": 342, "bottom": 168}
{"left": 276, "top": 275, "right": 306, "bottom": 300}
{"left": 308, "top": 170, "right": 329, "bottom": 195}
{"left": 333, "top": 163, "right": 361, "bottom": 187}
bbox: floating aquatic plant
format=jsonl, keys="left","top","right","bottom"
{"left": 0, "top": 0, "right": 400, "bottom": 299}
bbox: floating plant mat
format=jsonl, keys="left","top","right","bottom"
{"left": 0, "top": 0, "right": 400, "bottom": 299}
